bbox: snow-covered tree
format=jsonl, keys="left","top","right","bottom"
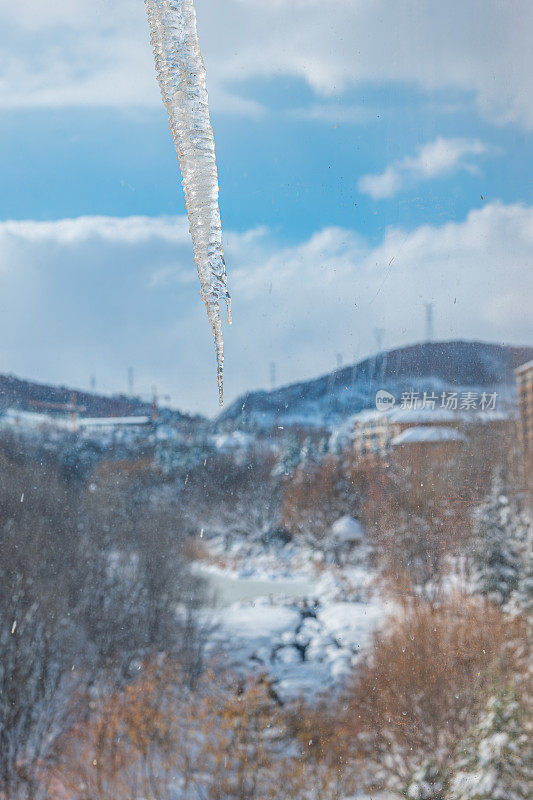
{"left": 318, "top": 435, "right": 329, "bottom": 456}
{"left": 450, "top": 688, "right": 532, "bottom": 800}
{"left": 507, "top": 512, "right": 533, "bottom": 623}
{"left": 299, "top": 435, "right": 319, "bottom": 468}
{"left": 404, "top": 760, "right": 448, "bottom": 800}
{"left": 272, "top": 435, "right": 302, "bottom": 478}
{"left": 512, "top": 550, "right": 533, "bottom": 618}
{"left": 0, "top": 458, "right": 80, "bottom": 800}
{"left": 470, "top": 474, "right": 523, "bottom": 604}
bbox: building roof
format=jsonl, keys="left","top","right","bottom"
{"left": 391, "top": 425, "right": 467, "bottom": 446}
{"left": 1, "top": 408, "right": 73, "bottom": 430}
{"left": 214, "top": 430, "right": 254, "bottom": 450}
{"left": 388, "top": 407, "right": 459, "bottom": 424}
{"left": 515, "top": 359, "right": 533, "bottom": 374}
{"left": 352, "top": 409, "right": 387, "bottom": 425}
{"left": 78, "top": 416, "right": 151, "bottom": 427}
{"left": 352, "top": 406, "right": 462, "bottom": 426}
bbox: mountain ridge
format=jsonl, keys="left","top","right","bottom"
{"left": 218, "top": 340, "right": 533, "bottom": 429}
{"left": 0, "top": 373, "right": 197, "bottom": 423}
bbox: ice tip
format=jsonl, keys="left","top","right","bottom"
{"left": 218, "top": 367, "right": 224, "bottom": 407}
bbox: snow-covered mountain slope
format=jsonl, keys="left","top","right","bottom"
{"left": 0, "top": 373, "right": 200, "bottom": 424}
{"left": 218, "top": 340, "right": 533, "bottom": 430}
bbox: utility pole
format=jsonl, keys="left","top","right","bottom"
{"left": 425, "top": 302, "right": 434, "bottom": 342}
{"left": 151, "top": 385, "right": 159, "bottom": 422}
{"left": 374, "top": 328, "right": 385, "bottom": 353}
{"left": 351, "top": 350, "right": 359, "bottom": 388}
{"left": 269, "top": 362, "right": 277, "bottom": 391}
{"left": 336, "top": 353, "right": 343, "bottom": 370}
{"left": 128, "top": 367, "right": 135, "bottom": 397}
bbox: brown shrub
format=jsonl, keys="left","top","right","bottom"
{"left": 51, "top": 661, "right": 182, "bottom": 800}
{"left": 281, "top": 457, "right": 360, "bottom": 542}
{"left": 356, "top": 454, "right": 479, "bottom": 596}
{"left": 52, "top": 665, "right": 311, "bottom": 800}
{"left": 342, "top": 595, "right": 526, "bottom": 785}
{"left": 286, "top": 596, "right": 527, "bottom": 794}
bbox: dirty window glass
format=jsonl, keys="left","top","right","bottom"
{"left": 0, "top": 2, "right": 531, "bottom": 799}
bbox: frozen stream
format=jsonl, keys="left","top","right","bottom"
{"left": 196, "top": 561, "right": 384, "bottom": 701}
{"left": 199, "top": 567, "right": 316, "bottom": 606}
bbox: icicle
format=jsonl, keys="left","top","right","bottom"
{"left": 145, "top": 0, "right": 231, "bottom": 405}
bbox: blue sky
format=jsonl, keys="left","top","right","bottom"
{"left": 0, "top": 0, "right": 532, "bottom": 415}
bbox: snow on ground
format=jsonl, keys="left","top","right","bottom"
{"left": 198, "top": 530, "right": 375, "bottom": 582}
{"left": 208, "top": 592, "right": 384, "bottom": 702}
{"left": 200, "top": 537, "right": 388, "bottom": 702}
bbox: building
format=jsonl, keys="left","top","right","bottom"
{"left": 390, "top": 425, "right": 467, "bottom": 469}
{"left": 0, "top": 408, "right": 73, "bottom": 432}
{"left": 352, "top": 406, "right": 462, "bottom": 459}
{"left": 352, "top": 409, "right": 395, "bottom": 458}
{"left": 516, "top": 360, "right": 533, "bottom": 482}
{"left": 78, "top": 416, "right": 152, "bottom": 436}
{"left": 388, "top": 406, "right": 461, "bottom": 432}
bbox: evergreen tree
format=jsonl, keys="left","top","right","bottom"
{"left": 450, "top": 688, "right": 532, "bottom": 800}
{"left": 471, "top": 473, "right": 523, "bottom": 604}
{"left": 507, "top": 519, "right": 533, "bottom": 622}
{"left": 271, "top": 435, "right": 302, "bottom": 478}
{"left": 317, "top": 435, "right": 329, "bottom": 456}
{"left": 299, "top": 435, "right": 318, "bottom": 468}
{"left": 514, "top": 549, "right": 533, "bottom": 617}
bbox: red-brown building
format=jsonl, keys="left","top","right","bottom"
{"left": 390, "top": 424, "right": 467, "bottom": 470}
{"left": 516, "top": 360, "right": 533, "bottom": 485}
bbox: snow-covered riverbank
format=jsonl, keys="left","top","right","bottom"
{"left": 196, "top": 535, "right": 389, "bottom": 702}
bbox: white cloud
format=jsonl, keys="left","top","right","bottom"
{"left": 287, "top": 103, "right": 375, "bottom": 125}
{"left": 358, "top": 137, "right": 491, "bottom": 199}
{"left": 0, "top": 1, "right": 532, "bottom": 128}
{"left": 358, "top": 166, "right": 402, "bottom": 201}
{"left": 412, "top": 138, "right": 489, "bottom": 179}
{"left": 0, "top": 203, "right": 532, "bottom": 415}
{"left": 0, "top": 215, "right": 191, "bottom": 245}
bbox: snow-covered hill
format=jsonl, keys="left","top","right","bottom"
{"left": 218, "top": 340, "right": 533, "bottom": 430}
{"left": 0, "top": 373, "right": 201, "bottom": 424}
